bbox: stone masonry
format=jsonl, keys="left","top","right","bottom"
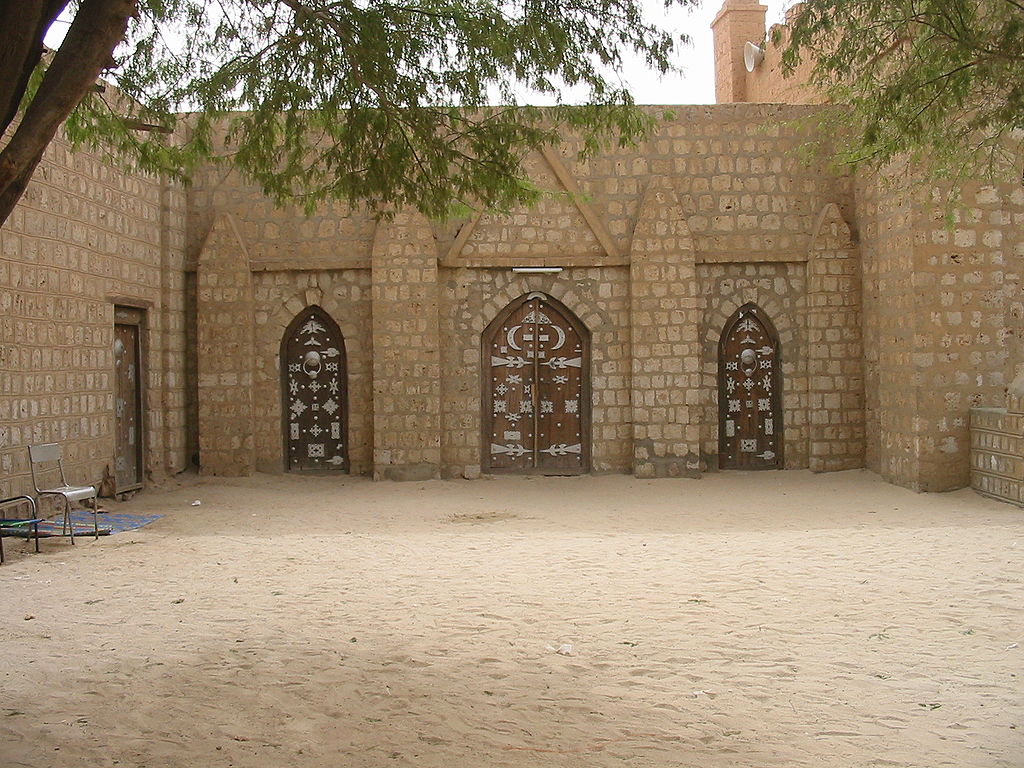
{"left": 1, "top": 127, "right": 188, "bottom": 501}
{"left": 711, "top": 0, "right": 1019, "bottom": 496}
{"left": 1, "top": 0, "right": 1018, "bottom": 500}
{"left": 183, "top": 103, "right": 862, "bottom": 480}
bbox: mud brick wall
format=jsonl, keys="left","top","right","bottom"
{"left": 710, "top": 0, "right": 1020, "bottom": 495}
{"left": 629, "top": 180, "right": 701, "bottom": 478}
{"left": 0, "top": 130, "right": 189, "bottom": 499}
{"left": 185, "top": 105, "right": 858, "bottom": 481}
{"left": 370, "top": 213, "right": 442, "bottom": 480}
{"left": 806, "top": 203, "right": 864, "bottom": 471}
{"left": 911, "top": 184, "right": 1014, "bottom": 490}
{"left": 860, "top": 177, "right": 1015, "bottom": 492}
{"left": 857, "top": 173, "right": 918, "bottom": 486}
{"left": 195, "top": 215, "right": 255, "bottom": 475}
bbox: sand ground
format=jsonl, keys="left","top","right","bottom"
{"left": 0, "top": 469, "right": 1021, "bottom": 767}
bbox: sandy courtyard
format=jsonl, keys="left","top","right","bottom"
{"left": 1, "top": 470, "right": 1021, "bottom": 767}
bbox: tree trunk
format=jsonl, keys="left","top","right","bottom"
{"left": 0, "top": 0, "right": 66, "bottom": 134}
{"left": 0, "top": 0, "right": 136, "bottom": 228}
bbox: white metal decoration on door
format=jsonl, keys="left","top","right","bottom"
{"left": 483, "top": 293, "right": 590, "bottom": 474}
{"left": 281, "top": 306, "right": 348, "bottom": 471}
{"left": 718, "top": 303, "right": 782, "bottom": 470}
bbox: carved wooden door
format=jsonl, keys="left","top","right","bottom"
{"left": 281, "top": 306, "right": 348, "bottom": 472}
{"left": 113, "top": 307, "right": 145, "bottom": 491}
{"left": 483, "top": 293, "right": 590, "bottom": 474}
{"left": 718, "top": 304, "right": 782, "bottom": 470}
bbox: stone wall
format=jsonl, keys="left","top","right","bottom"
{"left": 185, "top": 105, "right": 860, "bottom": 480}
{"left": 0, "top": 130, "right": 189, "bottom": 499}
{"left": 370, "top": 213, "right": 442, "bottom": 481}
{"left": 710, "top": 0, "right": 1020, "bottom": 496}
{"left": 859, "top": 176, "right": 1015, "bottom": 492}
{"left": 8, "top": 96, "right": 1011, "bottom": 494}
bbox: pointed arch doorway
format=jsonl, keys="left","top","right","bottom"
{"left": 718, "top": 303, "right": 783, "bottom": 470}
{"left": 280, "top": 306, "right": 348, "bottom": 472}
{"left": 482, "top": 293, "right": 591, "bottom": 475}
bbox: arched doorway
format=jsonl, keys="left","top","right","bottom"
{"left": 280, "top": 306, "right": 348, "bottom": 472}
{"left": 718, "top": 303, "right": 783, "bottom": 470}
{"left": 482, "top": 292, "right": 590, "bottom": 474}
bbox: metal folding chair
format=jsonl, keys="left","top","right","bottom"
{"left": 28, "top": 443, "right": 99, "bottom": 543}
{"left": 0, "top": 496, "right": 41, "bottom": 563}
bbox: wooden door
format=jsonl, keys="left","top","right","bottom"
{"left": 483, "top": 293, "right": 590, "bottom": 474}
{"left": 718, "top": 303, "right": 783, "bottom": 470}
{"left": 113, "top": 307, "right": 145, "bottom": 492}
{"left": 281, "top": 306, "right": 348, "bottom": 472}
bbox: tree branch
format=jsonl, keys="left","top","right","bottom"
{"left": 0, "top": 0, "right": 136, "bottom": 225}
{"left": 0, "top": 0, "right": 66, "bottom": 133}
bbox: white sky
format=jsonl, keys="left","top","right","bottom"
{"left": 623, "top": 0, "right": 789, "bottom": 105}
{"left": 46, "top": 0, "right": 791, "bottom": 107}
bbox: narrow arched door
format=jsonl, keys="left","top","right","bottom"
{"left": 281, "top": 306, "right": 348, "bottom": 472}
{"left": 718, "top": 303, "right": 782, "bottom": 470}
{"left": 482, "top": 293, "right": 590, "bottom": 475}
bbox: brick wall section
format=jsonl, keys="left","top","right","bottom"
{"left": 187, "top": 170, "right": 375, "bottom": 268}
{"left": 456, "top": 152, "right": 606, "bottom": 262}
{"left": 196, "top": 215, "right": 255, "bottom": 475}
{"left": 913, "top": 185, "right": 1013, "bottom": 490}
{"left": 439, "top": 107, "right": 853, "bottom": 269}
{"left": 0, "top": 131, "right": 188, "bottom": 499}
{"left": 860, "top": 175, "right": 1014, "bottom": 492}
{"left": 154, "top": 180, "right": 190, "bottom": 475}
{"left": 630, "top": 179, "right": 701, "bottom": 477}
{"left": 806, "top": 203, "right": 864, "bottom": 471}
{"left": 857, "top": 172, "right": 919, "bottom": 486}
{"left": 185, "top": 106, "right": 855, "bottom": 481}
{"left": 250, "top": 270, "right": 373, "bottom": 474}
{"left": 370, "top": 213, "right": 442, "bottom": 480}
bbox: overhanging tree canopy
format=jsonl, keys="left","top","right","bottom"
{"left": 0, "top": 0, "right": 693, "bottom": 227}
{"left": 778, "top": 0, "right": 1024, "bottom": 185}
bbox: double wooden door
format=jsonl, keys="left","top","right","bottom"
{"left": 281, "top": 306, "right": 348, "bottom": 472}
{"left": 483, "top": 293, "right": 590, "bottom": 474}
{"left": 718, "top": 304, "right": 782, "bottom": 470}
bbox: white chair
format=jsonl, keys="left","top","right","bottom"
{"left": 28, "top": 443, "right": 99, "bottom": 543}
{"left": 0, "top": 495, "right": 42, "bottom": 563}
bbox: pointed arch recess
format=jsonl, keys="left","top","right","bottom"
{"left": 481, "top": 292, "right": 591, "bottom": 475}
{"left": 718, "top": 303, "right": 783, "bottom": 470}
{"left": 280, "top": 305, "right": 349, "bottom": 472}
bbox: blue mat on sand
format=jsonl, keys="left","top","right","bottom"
{"left": 29, "top": 511, "right": 163, "bottom": 537}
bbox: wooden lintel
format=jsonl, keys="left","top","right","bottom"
{"left": 438, "top": 255, "right": 630, "bottom": 270}
{"left": 445, "top": 210, "right": 484, "bottom": 264}
{"left": 249, "top": 258, "right": 371, "bottom": 272}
